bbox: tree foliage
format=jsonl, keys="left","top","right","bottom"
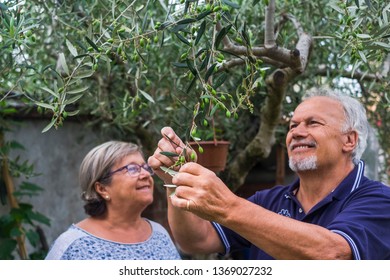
{"left": 1, "top": 0, "right": 389, "bottom": 186}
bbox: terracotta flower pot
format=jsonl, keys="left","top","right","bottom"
{"left": 189, "top": 141, "right": 230, "bottom": 172}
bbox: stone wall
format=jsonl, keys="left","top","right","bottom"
{"left": 2, "top": 120, "right": 98, "bottom": 249}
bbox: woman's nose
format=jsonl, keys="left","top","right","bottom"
{"left": 138, "top": 167, "right": 151, "bottom": 178}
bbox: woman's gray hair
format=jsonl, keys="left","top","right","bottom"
{"left": 303, "top": 87, "right": 369, "bottom": 165}
{"left": 79, "top": 141, "right": 141, "bottom": 216}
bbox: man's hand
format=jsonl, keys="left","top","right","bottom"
{"left": 148, "top": 126, "right": 192, "bottom": 183}
{"left": 170, "top": 162, "right": 237, "bottom": 223}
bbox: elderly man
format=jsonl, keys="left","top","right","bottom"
{"left": 148, "top": 88, "right": 390, "bottom": 259}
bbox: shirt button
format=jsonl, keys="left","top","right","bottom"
{"left": 299, "top": 208, "right": 303, "bottom": 213}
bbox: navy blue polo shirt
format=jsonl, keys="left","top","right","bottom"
{"left": 212, "top": 161, "right": 390, "bottom": 259}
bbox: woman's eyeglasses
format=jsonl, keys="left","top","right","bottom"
{"left": 101, "top": 163, "right": 154, "bottom": 180}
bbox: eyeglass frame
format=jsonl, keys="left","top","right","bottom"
{"left": 100, "top": 162, "right": 154, "bottom": 181}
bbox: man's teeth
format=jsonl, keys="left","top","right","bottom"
{"left": 294, "top": 145, "right": 311, "bottom": 150}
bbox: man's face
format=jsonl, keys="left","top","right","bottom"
{"left": 286, "top": 96, "right": 348, "bottom": 172}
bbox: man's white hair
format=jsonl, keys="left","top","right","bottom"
{"left": 302, "top": 87, "right": 369, "bottom": 165}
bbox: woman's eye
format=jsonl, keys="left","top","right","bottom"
{"left": 127, "top": 166, "right": 139, "bottom": 173}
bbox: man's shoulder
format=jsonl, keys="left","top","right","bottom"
{"left": 359, "top": 176, "right": 390, "bottom": 195}
{"left": 249, "top": 184, "right": 293, "bottom": 203}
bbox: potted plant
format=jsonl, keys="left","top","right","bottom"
{"left": 188, "top": 115, "right": 230, "bottom": 173}
{"left": 189, "top": 139, "right": 230, "bottom": 172}
{"left": 159, "top": 93, "right": 233, "bottom": 173}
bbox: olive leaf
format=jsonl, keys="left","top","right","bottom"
{"left": 214, "top": 24, "right": 232, "bottom": 49}
{"left": 195, "top": 20, "right": 206, "bottom": 46}
{"left": 85, "top": 36, "right": 100, "bottom": 51}
{"left": 160, "top": 166, "right": 178, "bottom": 177}
{"left": 160, "top": 151, "right": 180, "bottom": 157}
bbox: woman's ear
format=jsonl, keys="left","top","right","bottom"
{"left": 343, "top": 130, "right": 358, "bottom": 153}
{"left": 95, "top": 182, "right": 110, "bottom": 201}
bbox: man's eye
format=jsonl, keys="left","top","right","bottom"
{"left": 289, "top": 124, "right": 297, "bottom": 130}
{"left": 309, "top": 120, "right": 320, "bottom": 126}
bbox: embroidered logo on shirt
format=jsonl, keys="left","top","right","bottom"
{"left": 278, "top": 209, "right": 291, "bottom": 217}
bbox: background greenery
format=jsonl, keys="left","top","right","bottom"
{"left": 1, "top": 0, "right": 389, "bottom": 259}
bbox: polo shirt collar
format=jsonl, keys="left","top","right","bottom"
{"left": 331, "top": 160, "right": 365, "bottom": 200}
{"left": 286, "top": 160, "right": 365, "bottom": 201}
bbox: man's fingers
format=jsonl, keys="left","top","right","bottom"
{"left": 161, "top": 127, "right": 185, "bottom": 150}
{"left": 170, "top": 192, "right": 194, "bottom": 212}
{"left": 147, "top": 153, "right": 162, "bottom": 170}
{"left": 178, "top": 162, "right": 213, "bottom": 176}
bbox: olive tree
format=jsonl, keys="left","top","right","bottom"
{"left": 1, "top": 0, "right": 389, "bottom": 188}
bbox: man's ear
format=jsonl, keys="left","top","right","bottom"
{"left": 343, "top": 130, "right": 358, "bottom": 153}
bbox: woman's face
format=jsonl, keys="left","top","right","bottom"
{"left": 104, "top": 152, "right": 154, "bottom": 210}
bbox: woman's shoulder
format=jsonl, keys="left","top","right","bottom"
{"left": 45, "top": 224, "right": 88, "bottom": 259}
{"left": 143, "top": 219, "right": 181, "bottom": 259}
{"left": 145, "top": 219, "right": 169, "bottom": 234}
{"left": 50, "top": 224, "right": 87, "bottom": 244}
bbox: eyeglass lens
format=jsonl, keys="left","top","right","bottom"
{"left": 127, "top": 164, "right": 154, "bottom": 176}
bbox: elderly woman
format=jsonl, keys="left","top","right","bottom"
{"left": 45, "top": 141, "right": 181, "bottom": 260}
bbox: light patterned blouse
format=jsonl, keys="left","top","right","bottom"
{"left": 45, "top": 219, "right": 181, "bottom": 260}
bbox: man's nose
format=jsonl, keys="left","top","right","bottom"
{"left": 291, "top": 123, "right": 308, "bottom": 137}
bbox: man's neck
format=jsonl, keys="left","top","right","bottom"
{"left": 296, "top": 162, "right": 355, "bottom": 213}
